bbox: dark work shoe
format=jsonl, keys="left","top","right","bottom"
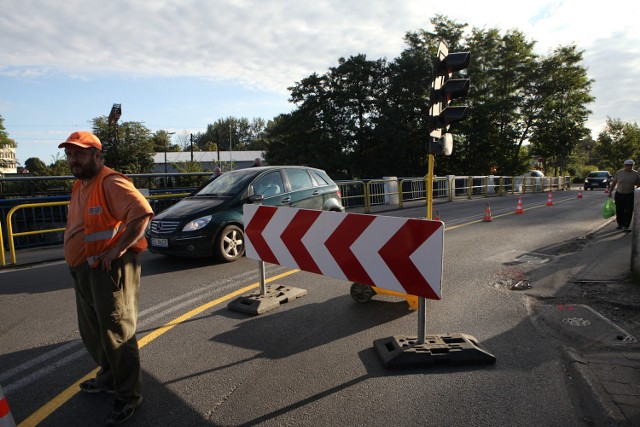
{"left": 106, "top": 397, "right": 143, "bottom": 426}
{"left": 79, "top": 378, "right": 115, "bottom": 394}
{"left": 616, "top": 226, "right": 623, "bottom": 230}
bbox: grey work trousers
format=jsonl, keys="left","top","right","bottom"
{"left": 614, "top": 191, "right": 635, "bottom": 228}
{"left": 70, "top": 250, "right": 142, "bottom": 403}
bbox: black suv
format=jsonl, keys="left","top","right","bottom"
{"left": 584, "top": 171, "right": 612, "bottom": 190}
{"left": 146, "top": 166, "right": 344, "bottom": 262}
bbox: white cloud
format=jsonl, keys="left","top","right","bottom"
{"left": 1, "top": 0, "right": 639, "bottom": 161}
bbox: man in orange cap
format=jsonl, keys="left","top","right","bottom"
{"left": 60, "top": 131, "right": 153, "bottom": 425}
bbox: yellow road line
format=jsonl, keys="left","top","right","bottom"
{"left": 18, "top": 269, "right": 300, "bottom": 427}
{"left": 17, "top": 195, "right": 577, "bottom": 425}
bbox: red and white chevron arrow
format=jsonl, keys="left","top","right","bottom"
{"left": 243, "top": 205, "right": 444, "bottom": 300}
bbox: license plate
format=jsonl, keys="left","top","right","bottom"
{"left": 151, "top": 238, "right": 168, "bottom": 248}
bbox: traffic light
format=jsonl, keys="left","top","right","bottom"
{"left": 428, "top": 42, "right": 470, "bottom": 155}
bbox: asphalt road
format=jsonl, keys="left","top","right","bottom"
{"left": 0, "top": 189, "right": 615, "bottom": 426}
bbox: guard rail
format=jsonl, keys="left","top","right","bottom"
{"left": 0, "top": 174, "right": 570, "bottom": 266}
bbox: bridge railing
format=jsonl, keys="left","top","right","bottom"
{"left": 0, "top": 174, "right": 571, "bottom": 266}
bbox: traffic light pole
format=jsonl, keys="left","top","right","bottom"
{"left": 375, "top": 42, "right": 496, "bottom": 368}
{"left": 417, "top": 153, "right": 436, "bottom": 345}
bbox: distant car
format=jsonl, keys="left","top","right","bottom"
{"left": 584, "top": 171, "right": 612, "bottom": 190}
{"left": 528, "top": 170, "right": 544, "bottom": 178}
{"left": 146, "top": 166, "right": 345, "bottom": 262}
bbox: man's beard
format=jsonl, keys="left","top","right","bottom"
{"left": 71, "top": 158, "right": 100, "bottom": 180}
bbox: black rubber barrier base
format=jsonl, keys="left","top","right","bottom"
{"left": 374, "top": 333, "right": 496, "bottom": 369}
{"left": 227, "top": 284, "right": 307, "bottom": 315}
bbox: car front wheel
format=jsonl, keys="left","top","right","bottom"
{"left": 215, "top": 224, "right": 245, "bottom": 262}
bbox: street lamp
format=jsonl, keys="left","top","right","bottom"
{"left": 108, "top": 104, "right": 121, "bottom": 125}
{"left": 165, "top": 132, "right": 175, "bottom": 174}
{"left": 108, "top": 104, "right": 121, "bottom": 169}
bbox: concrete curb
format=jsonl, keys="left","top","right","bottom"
{"left": 561, "top": 346, "right": 629, "bottom": 426}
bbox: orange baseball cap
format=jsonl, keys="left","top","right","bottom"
{"left": 58, "top": 131, "right": 102, "bottom": 150}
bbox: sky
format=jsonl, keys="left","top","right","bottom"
{"left": 1, "top": 0, "right": 639, "bottom": 166}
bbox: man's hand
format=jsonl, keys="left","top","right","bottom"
{"left": 100, "top": 246, "right": 126, "bottom": 272}
{"left": 99, "top": 214, "right": 151, "bottom": 272}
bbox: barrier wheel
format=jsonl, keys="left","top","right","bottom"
{"left": 350, "top": 283, "right": 375, "bottom": 304}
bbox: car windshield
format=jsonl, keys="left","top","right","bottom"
{"left": 194, "top": 170, "right": 258, "bottom": 197}
{"left": 588, "top": 172, "right": 609, "bottom": 177}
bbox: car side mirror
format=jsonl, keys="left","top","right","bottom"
{"left": 248, "top": 194, "right": 264, "bottom": 204}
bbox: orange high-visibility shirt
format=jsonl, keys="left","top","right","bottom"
{"left": 64, "top": 167, "right": 153, "bottom": 268}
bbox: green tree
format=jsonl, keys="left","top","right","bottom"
{"left": 594, "top": 118, "right": 640, "bottom": 172}
{"left": 191, "top": 117, "right": 266, "bottom": 152}
{"left": 24, "top": 157, "right": 48, "bottom": 175}
{"left": 151, "top": 130, "right": 181, "bottom": 153}
{"left": 529, "top": 45, "right": 594, "bottom": 175}
{"left": 263, "top": 15, "right": 597, "bottom": 179}
{"left": 265, "top": 110, "right": 337, "bottom": 173}
{"left": 48, "top": 158, "right": 71, "bottom": 176}
{"left": 0, "top": 115, "right": 16, "bottom": 149}
{"left": 456, "top": 28, "right": 539, "bottom": 176}
{"left": 91, "top": 117, "right": 155, "bottom": 173}
{"left": 267, "top": 54, "right": 391, "bottom": 178}
{"left": 566, "top": 134, "right": 597, "bottom": 179}
{"left": 173, "top": 161, "right": 208, "bottom": 188}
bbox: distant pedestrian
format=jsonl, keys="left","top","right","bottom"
{"left": 210, "top": 166, "right": 222, "bottom": 179}
{"left": 608, "top": 159, "right": 640, "bottom": 232}
{"left": 252, "top": 158, "right": 262, "bottom": 167}
{"left": 60, "top": 131, "right": 153, "bottom": 425}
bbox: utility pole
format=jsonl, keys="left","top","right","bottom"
{"left": 165, "top": 132, "right": 175, "bottom": 174}
{"left": 216, "top": 129, "right": 220, "bottom": 168}
{"left": 229, "top": 124, "right": 233, "bottom": 170}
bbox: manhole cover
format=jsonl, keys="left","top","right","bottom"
{"left": 562, "top": 317, "right": 591, "bottom": 327}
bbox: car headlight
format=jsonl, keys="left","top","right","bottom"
{"left": 182, "top": 215, "right": 212, "bottom": 232}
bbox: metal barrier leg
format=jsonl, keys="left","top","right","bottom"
{"left": 258, "top": 260, "right": 266, "bottom": 295}
{"left": 374, "top": 293, "right": 496, "bottom": 369}
{"left": 417, "top": 297, "right": 426, "bottom": 345}
{"left": 227, "top": 260, "right": 307, "bottom": 315}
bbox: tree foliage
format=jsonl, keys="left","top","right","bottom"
{"left": 24, "top": 157, "right": 48, "bottom": 175}
{"left": 0, "top": 116, "right": 16, "bottom": 147}
{"left": 594, "top": 118, "right": 640, "bottom": 172}
{"left": 151, "top": 130, "right": 181, "bottom": 152}
{"left": 191, "top": 117, "right": 267, "bottom": 153}
{"left": 91, "top": 117, "right": 155, "bottom": 173}
{"left": 529, "top": 45, "right": 594, "bottom": 175}
{"left": 264, "top": 15, "right": 595, "bottom": 179}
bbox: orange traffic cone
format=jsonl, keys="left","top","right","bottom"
{"left": 577, "top": 189, "right": 583, "bottom": 199}
{"left": 483, "top": 203, "right": 493, "bottom": 222}
{"left": 515, "top": 196, "right": 524, "bottom": 214}
{"left": 0, "top": 385, "right": 15, "bottom": 427}
{"left": 546, "top": 191, "right": 554, "bottom": 206}
{"left": 433, "top": 210, "right": 440, "bottom": 221}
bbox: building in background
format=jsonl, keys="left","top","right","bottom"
{"left": 0, "top": 146, "right": 17, "bottom": 174}
{"left": 151, "top": 151, "right": 265, "bottom": 173}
